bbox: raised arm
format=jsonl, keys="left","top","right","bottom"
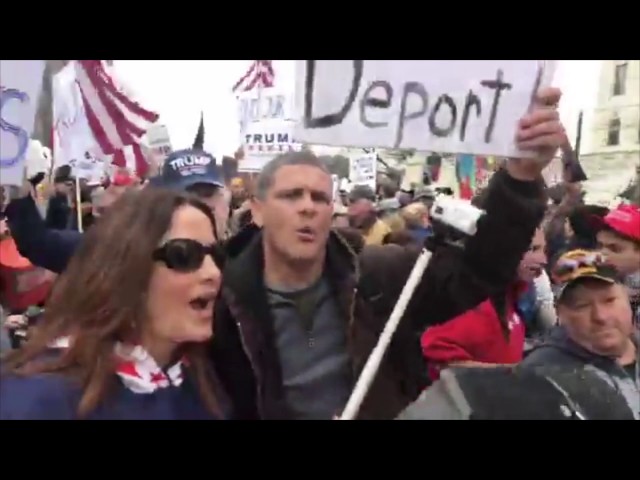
{"left": 368, "top": 88, "right": 565, "bottom": 332}
{"left": 5, "top": 194, "right": 82, "bottom": 274}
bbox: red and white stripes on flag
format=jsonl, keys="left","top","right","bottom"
{"left": 74, "top": 60, "right": 159, "bottom": 157}
{"left": 110, "top": 143, "right": 149, "bottom": 179}
{"left": 231, "top": 60, "right": 275, "bottom": 93}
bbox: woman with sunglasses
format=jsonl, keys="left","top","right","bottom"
{"left": 0, "top": 188, "right": 228, "bottom": 420}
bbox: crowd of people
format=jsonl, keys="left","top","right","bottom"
{"left": 0, "top": 87, "right": 638, "bottom": 420}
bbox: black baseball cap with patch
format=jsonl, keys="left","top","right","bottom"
{"left": 551, "top": 249, "right": 622, "bottom": 301}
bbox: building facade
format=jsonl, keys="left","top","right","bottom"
{"left": 581, "top": 60, "right": 640, "bottom": 204}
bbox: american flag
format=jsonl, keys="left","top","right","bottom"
{"left": 110, "top": 143, "right": 149, "bottom": 178}
{"left": 74, "top": 60, "right": 159, "bottom": 157}
{"left": 232, "top": 60, "right": 275, "bottom": 93}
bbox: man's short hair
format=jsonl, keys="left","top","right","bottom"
{"left": 401, "top": 202, "right": 429, "bottom": 229}
{"left": 255, "top": 151, "right": 329, "bottom": 200}
{"left": 378, "top": 178, "right": 398, "bottom": 199}
{"left": 348, "top": 185, "right": 376, "bottom": 204}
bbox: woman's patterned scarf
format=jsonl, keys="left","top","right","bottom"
{"left": 50, "top": 337, "right": 185, "bottom": 394}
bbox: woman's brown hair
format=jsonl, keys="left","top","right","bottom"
{"left": 2, "top": 187, "right": 222, "bottom": 418}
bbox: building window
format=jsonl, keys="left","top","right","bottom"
{"left": 607, "top": 115, "right": 621, "bottom": 146}
{"left": 612, "top": 62, "right": 627, "bottom": 96}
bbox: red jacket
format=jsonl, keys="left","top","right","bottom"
{"left": 421, "top": 284, "right": 526, "bottom": 382}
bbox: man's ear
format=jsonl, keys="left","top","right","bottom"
{"left": 251, "top": 197, "right": 263, "bottom": 227}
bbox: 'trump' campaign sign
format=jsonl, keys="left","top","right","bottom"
{"left": 237, "top": 85, "right": 300, "bottom": 172}
{"left": 294, "top": 60, "right": 556, "bottom": 159}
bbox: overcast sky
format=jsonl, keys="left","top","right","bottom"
{"left": 114, "top": 60, "right": 603, "bottom": 157}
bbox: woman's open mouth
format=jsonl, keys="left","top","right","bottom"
{"left": 527, "top": 266, "right": 543, "bottom": 277}
{"left": 189, "top": 292, "right": 216, "bottom": 312}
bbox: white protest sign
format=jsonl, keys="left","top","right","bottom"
{"left": 237, "top": 85, "right": 300, "bottom": 172}
{"left": 0, "top": 60, "right": 46, "bottom": 186}
{"left": 294, "top": 61, "right": 557, "bottom": 158}
{"left": 53, "top": 62, "right": 99, "bottom": 173}
{"left": 145, "top": 123, "right": 172, "bottom": 164}
{"left": 69, "top": 153, "right": 105, "bottom": 184}
{"left": 349, "top": 152, "right": 377, "bottom": 190}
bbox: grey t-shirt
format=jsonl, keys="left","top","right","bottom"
{"left": 266, "top": 277, "right": 352, "bottom": 419}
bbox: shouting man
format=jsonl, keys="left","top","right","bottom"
{"left": 212, "top": 87, "right": 566, "bottom": 420}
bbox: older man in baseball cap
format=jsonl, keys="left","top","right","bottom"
{"left": 522, "top": 249, "right": 639, "bottom": 418}
{"left": 398, "top": 249, "right": 639, "bottom": 420}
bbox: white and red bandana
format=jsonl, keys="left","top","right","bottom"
{"left": 50, "top": 337, "right": 185, "bottom": 394}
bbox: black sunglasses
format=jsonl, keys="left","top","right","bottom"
{"left": 153, "top": 239, "right": 224, "bottom": 273}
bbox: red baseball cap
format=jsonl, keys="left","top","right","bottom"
{"left": 592, "top": 204, "right": 640, "bottom": 241}
{"left": 105, "top": 172, "right": 136, "bottom": 188}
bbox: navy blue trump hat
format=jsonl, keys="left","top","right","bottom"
{"left": 154, "top": 149, "right": 224, "bottom": 190}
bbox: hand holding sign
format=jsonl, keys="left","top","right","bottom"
{"left": 509, "top": 87, "right": 565, "bottom": 182}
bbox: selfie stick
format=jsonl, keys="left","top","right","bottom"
{"left": 338, "top": 195, "right": 485, "bottom": 420}
{"left": 338, "top": 247, "right": 433, "bottom": 420}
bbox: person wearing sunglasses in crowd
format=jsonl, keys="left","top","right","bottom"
{"left": 4, "top": 149, "right": 226, "bottom": 276}
{"left": 521, "top": 249, "right": 639, "bottom": 419}
{"left": 1, "top": 188, "right": 228, "bottom": 420}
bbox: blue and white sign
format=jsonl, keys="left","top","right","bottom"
{"left": 0, "top": 60, "right": 46, "bottom": 186}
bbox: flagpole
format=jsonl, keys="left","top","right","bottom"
{"left": 574, "top": 110, "right": 583, "bottom": 160}
{"left": 257, "top": 61, "right": 264, "bottom": 123}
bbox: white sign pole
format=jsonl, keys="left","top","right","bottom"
{"left": 339, "top": 248, "right": 433, "bottom": 420}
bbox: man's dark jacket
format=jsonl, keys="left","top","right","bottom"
{"left": 212, "top": 169, "right": 547, "bottom": 420}
{"left": 45, "top": 193, "right": 71, "bottom": 230}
